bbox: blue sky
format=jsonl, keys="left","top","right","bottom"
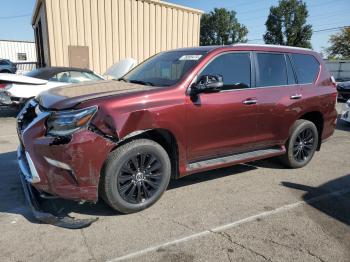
{"left": 0, "top": 0, "right": 349, "bottom": 53}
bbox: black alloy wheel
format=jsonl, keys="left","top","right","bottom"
{"left": 292, "top": 128, "right": 316, "bottom": 163}
{"left": 101, "top": 139, "right": 171, "bottom": 213}
{"left": 117, "top": 152, "right": 163, "bottom": 204}
{"left": 280, "top": 119, "right": 319, "bottom": 169}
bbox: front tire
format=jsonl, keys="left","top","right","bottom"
{"left": 280, "top": 119, "right": 318, "bottom": 168}
{"left": 101, "top": 139, "right": 171, "bottom": 213}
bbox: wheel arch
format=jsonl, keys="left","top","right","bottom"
{"left": 298, "top": 111, "right": 324, "bottom": 150}
{"left": 109, "top": 128, "right": 180, "bottom": 179}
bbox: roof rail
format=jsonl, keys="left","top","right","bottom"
{"left": 232, "top": 43, "right": 312, "bottom": 51}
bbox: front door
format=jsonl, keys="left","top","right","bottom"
{"left": 186, "top": 52, "right": 260, "bottom": 163}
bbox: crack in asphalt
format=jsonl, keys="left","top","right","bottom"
{"left": 211, "top": 230, "right": 273, "bottom": 262}
{"left": 304, "top": 248, "right": 326, "bottom": 262}
{"left": 265, "top": 238, "right": 326, "bottom": 262}
{"left": 80, "top": 229, "right": 97, "bottom": 262}
{"left": 225, "top": 251, "right": 233, "bottom": 262}
{"left": 266, "top": 238, "right": 325, "bottom": 262}
{"left": 170, "top": 219, "right": 196, "bottom": 232}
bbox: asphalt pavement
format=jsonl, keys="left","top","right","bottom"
{"left": 0, "top": 103, "right": 349, "bottom": 262}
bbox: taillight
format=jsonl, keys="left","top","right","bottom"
{"left": 330, "top": 76, "right": 337, "bottom": 88}
{"left": 0, "top": 84, "right": 6, "bottom": 89}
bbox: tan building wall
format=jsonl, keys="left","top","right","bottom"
{"left": 32, "top": 0, "right": 203, "bottom": 74}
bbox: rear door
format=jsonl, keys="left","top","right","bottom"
{"left": 252, "top": 52, "right": 302, "bottom": 148}
{"left": 186, "top": 52, "right": 260, "bottom": 162}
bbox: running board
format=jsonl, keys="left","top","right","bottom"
{"left": 186, "top": 147, "right": 285, "bottom": 172}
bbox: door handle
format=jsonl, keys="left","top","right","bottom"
{"left": 243, "top": 99, "right": 258, "bottom": 105}
{"left": 290, "top": 94, "right": 302, "bottom": 100}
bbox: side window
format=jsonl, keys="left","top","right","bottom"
{"left": 49, "top": 72, "right": 70, "bottom": 83}
{"left": 68, "top": 71, "right": 99, "bottom": 83}
{"left": 286, "top": 55, "right": 296, "bottom": 85}
{"left": 256, "top": 53, "right": 287, "bottom": 87}
{"left": 200, "top": 53, "right": 251, "bottom": 90}
{"left": 49, "top": 71, "right": 100, "bottom": 83}
{"left": 291, "top": 54, "right": 320, "bottom": 84}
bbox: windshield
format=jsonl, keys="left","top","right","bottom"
{"left": 122, "top": 51, "right": 206, "bottom": 87}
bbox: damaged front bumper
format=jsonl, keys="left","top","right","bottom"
{"left": 17, "top": 145, "right": 98, "bottom": 229}
{"left": 17, "top": 100, "right": 116, "bottom": 202}
{"left": 16, "top": 99, "right": 116, "bottom": 228}
{"left": 17, "top": 146, "right": 98, "bottom": 229}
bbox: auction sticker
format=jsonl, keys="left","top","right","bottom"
{"left": 179, "top": 55, "right": 202, "bottom": 61}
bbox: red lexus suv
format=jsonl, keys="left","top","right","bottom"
{"left": 17, "top": 44, "right": 337, "bottom": 221}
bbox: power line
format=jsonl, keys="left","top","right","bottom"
{"left": 314, "top": 26, "right": 349, "bottom": 32}
{"left": 239, "top": 8, "right": 350, "bottom": 24}
{"left": 0, "top": 14, "right": 31, "bottom": 19}
{"left": 244, "top": 16, "right": 350, "bottom": 31}
{"left": 236, "top": 0, "right": 348, "bottom": 18}
{"left": 247, "top": 26, "right": 349, "bottom": 42}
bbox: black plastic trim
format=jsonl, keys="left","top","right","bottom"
{"left": 19, "top": 171, "right": 98, "bottom": 229}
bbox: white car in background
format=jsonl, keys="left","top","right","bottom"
{"left": 340, "top": 99, "right": 350, "bottom": 124}
{"left": 0, "top": 67, "right": 103, "bottom": 107}
{"left": 0, "top": 58, "right": 137, "bottom": 108}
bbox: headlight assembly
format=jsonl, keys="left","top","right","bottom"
{"left": 46, "top": 106, "right": 97, "bottom": 136}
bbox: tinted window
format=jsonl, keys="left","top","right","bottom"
{"left": 286, "top": 55, "right": 296, "bottom": 85}
{"left": 200, "top": 53, "right": 251, "bottom": 90}
{"left": 291, "top": 54, "right": 320, "bottom": 84}
{"left": 256, "top": 53, "right": 287, "bottom": 87}
{"left": 124, "top": 51, "right": 206, "bottom": 87}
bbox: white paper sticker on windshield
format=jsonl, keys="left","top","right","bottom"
{"left": 179, "top": 55, "right": 202, "bottom": 61}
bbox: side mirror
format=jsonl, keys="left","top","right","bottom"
{"left": 190, "top": 75, "right": 223, "bottom": 97}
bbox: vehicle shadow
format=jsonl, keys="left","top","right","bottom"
{"left": 281, "top": 174, "right": 350, "bottom": 226}
{"left": 4, "top": 144, "right": 349, "bottom": 228}
{"left": 0, "top": 149, "right": 257, "bottom": 222}
{"left": 0, "top": 151, "right": 40, "bottom": 223}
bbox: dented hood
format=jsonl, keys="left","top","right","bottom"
{"left": 36, "top": 80, "right": 156, "bottom": 109}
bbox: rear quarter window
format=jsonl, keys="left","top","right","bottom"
{"left": 291, "top": 54, "right": 320, "bottom": 84}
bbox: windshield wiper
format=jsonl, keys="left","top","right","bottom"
{"left": 128, "top": 80, "right": 154, "bottom": 86}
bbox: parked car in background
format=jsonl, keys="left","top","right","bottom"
{"left": 15, "top": 44, "right": 337, "bottom": 227}
{"left": 340, "top": 99, "right": 350, "bottom": 124}
{"left": 0, "top": 67, "right": 103, "bottom": 107}
{"left": 337, "top": 81, "right": 350, "bottom": 101}
{"left": 0, "top": 59, "right": 17, "bottom": 73}
{"left": 0, "top": 59, "right": 137, "bottom": 108}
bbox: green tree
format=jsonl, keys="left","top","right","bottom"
{"left": 326, "top": 27, "right": 350, "bottom": 59}
{"left": 263, "top": 0, "right": 312, "bottom": 48}
{"left": 200, "top": 8, "right": 248, "bottom": 46}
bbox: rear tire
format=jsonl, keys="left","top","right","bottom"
{"left": 280, "top": 119, "right": 318, "bottom": 168}
{"left": 101, "top": 139, "right": 171, "bottom": 213}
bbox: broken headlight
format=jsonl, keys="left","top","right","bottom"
{"left": 46, "top": 106, "right": 97, "bottom": 136}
